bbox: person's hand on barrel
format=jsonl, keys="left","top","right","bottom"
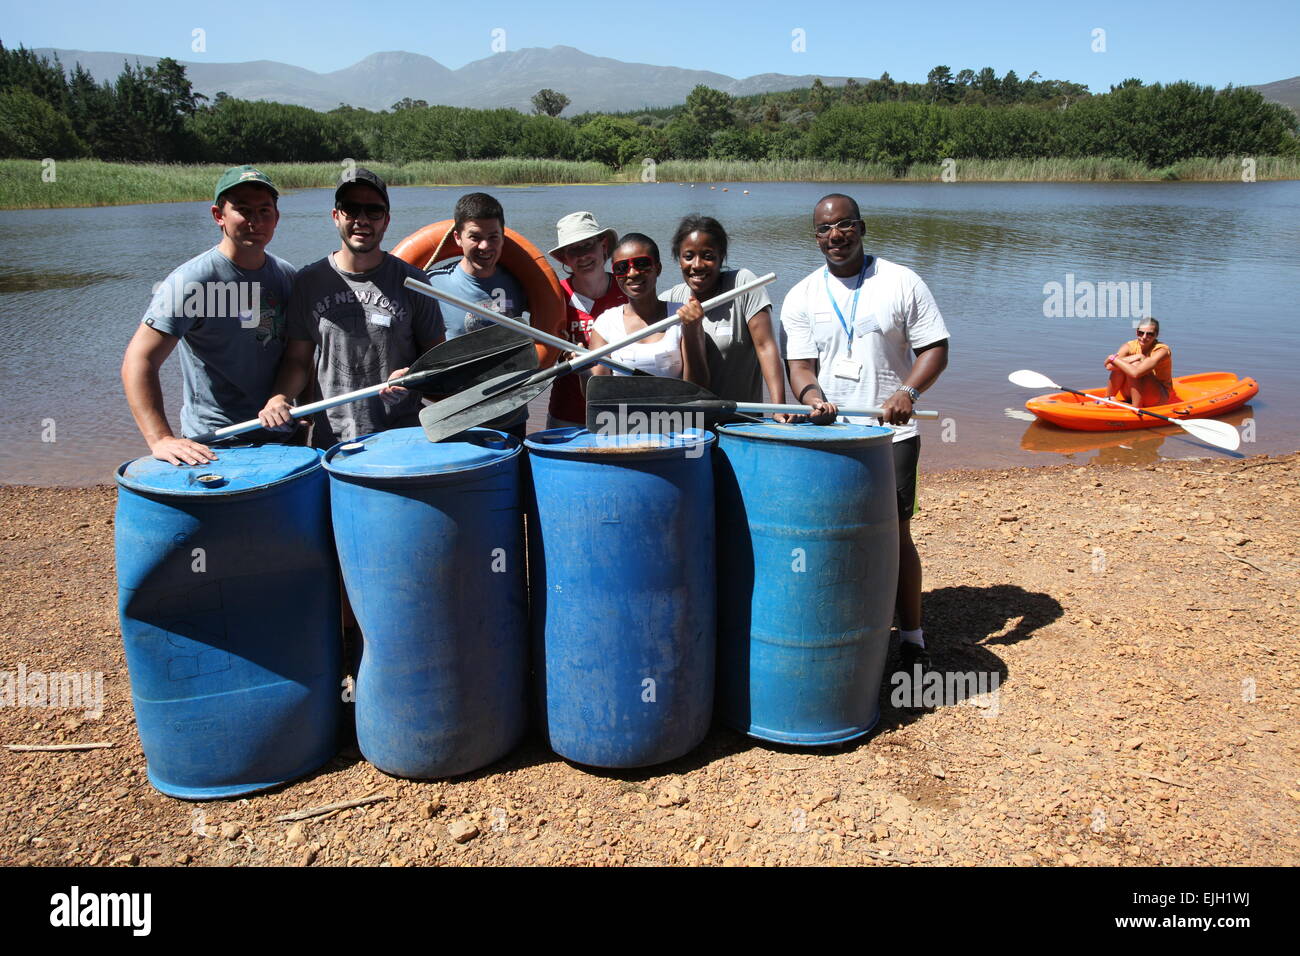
{"left": 774, "top": 397, "right": 839, "bottom": 425}
{"left": 380, "top": 367, "right": 410, "bottom": 406}
{"left": 150, "top": 434, "right": 217, "bottom": 466}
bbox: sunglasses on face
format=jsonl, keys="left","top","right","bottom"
{"left": 815, "top": 218, "right": 862, "bottom": 237}
{"left": 563, "top": 237, "right": 600, "bottom": 258}
{"left": 337, "top": 202, "right": 388, "bottom": 221}
{"left": 611, "top": 255, "right": 656, "bottom": 276}
{"left": 1136, "top": 330, "right": 1157, "bottom": 337}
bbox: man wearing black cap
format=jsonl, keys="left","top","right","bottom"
{"left": 122, "top": 164, "right": 296, "bottom": 464}
{"left": 259, "top": 167, "right": 444, "bottom": 447}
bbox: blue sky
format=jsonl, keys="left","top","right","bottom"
{"left": 5, "top": 0, "right": 1297, "bottom": 89}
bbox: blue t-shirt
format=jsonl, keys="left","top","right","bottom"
{"left": 424, "top": 260, "right": 530, "bottom": 428}
{"left": 142, "top": 246, "right": 295, "bottom": 438}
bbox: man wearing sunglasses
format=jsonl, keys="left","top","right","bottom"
{"left": 423, "top": 192, "right": 531, "bottom": 438}
{"left": 258, "top": 167, "right": 444, "bottom": 447}
{"left": 779, "top": 193, "right": 950, "bottom": 674}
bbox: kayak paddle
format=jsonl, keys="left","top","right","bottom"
{"left": 584, "top": 375, "right": 940, "bottom": 431}
{"left": 418, "top": 273, "right": 777, "bottom": 442}
{"left": 189, "top": 327, "right": 537, "bottom": 444}
{"left": 403, "top": 275, "right": 644, "bottom": 376}
{"left": 1008, "top": 369, "right": 1241, "bottom": 451}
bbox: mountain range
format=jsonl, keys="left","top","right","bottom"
{"left": 32, "top": 45, "right": 871, "bottom": 114}
{"left": 30, "top": 45, "right": 1298, "bottom": 116}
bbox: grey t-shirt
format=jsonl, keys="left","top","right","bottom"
{"left": 424, "top": 260, "right": 530, "bottom": 430}
{"left": 288, "top": 252, "right": 444, "bottom": 447}
{"left": 661, "top": 268, "right": 773, "bottom": 403}
{"left": 142, "top": 246, "right": 295, "bottom": 438}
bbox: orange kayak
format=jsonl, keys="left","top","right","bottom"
{"left": 1026, "top": 372, "right": 1259, "bottom": 432}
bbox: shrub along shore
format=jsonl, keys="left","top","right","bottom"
{"left": 3, "top": 156, "right": 1297, "bottom": 210}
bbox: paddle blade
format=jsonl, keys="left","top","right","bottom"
{"left": 409, "top": 344, "right": 538, "bottom": 397}
{"left": 418, "top": 374, "right": 551, "bottom": 442}
{"left": 1178, "top": 417, "right": 1241, "bottom": 451}
{"left": 585, "top": 374, "right": 715, "bottom": 404}
{"left": 1009, "top": 369, "right": 1059, "bottom": 390}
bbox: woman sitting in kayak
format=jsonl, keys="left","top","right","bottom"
{"left": 1104, "top": 318, "right": 1172, "bottom": 407}
{"left": 588, "top": 234, "right": 708, "bottom": 383}
{"left": 662, "top": 215, "right": 785, "bottom": 402}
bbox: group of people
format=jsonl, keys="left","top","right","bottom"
{"left": 121, "top": 166, "right": 952, "bottom": 669}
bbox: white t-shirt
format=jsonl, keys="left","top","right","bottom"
{"left": 592, "top": 305, "right": 685, "bottom": 378}
{"left": 781, "top": 255, "right": 949, "bottom": 442}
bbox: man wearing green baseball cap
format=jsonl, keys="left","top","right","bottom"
{"left": 121, "top": 165, "right": 297, "bottom": 464}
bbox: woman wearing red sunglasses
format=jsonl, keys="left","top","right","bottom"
{"left": 588, "top": 234, "right": 708, "bottom": 384}
{"left": 1104, "top": 317, "right": 1172, "bottom": 407}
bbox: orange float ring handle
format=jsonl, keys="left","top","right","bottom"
{"left": 392, "top": 219, "right": 567, "bottom": 369}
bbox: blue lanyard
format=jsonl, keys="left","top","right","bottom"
{"left": 823, "top": 257, "right": 870, "bottom": 351}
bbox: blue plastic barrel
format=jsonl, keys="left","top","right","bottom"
{"left": 324, "top": 427, "right": 527, "bottom": 778}
{"left": 713, "top": 421, "right": 899, "bottom": 744}
{"left": 526, "top": 427, "right": 716, "bottom": 768}
{"left": 115, "top": 446, "right": 341, "bottom": 799}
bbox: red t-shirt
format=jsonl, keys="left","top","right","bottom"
{"left": 548, "top": 275, "right": 628, "bottom": 426}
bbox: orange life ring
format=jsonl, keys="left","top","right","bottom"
{"left": 393, "top": 220, "right": 566, "bottom": 369}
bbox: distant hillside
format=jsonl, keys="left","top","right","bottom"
{"left": 1251, "top": 76, "right": 1300, "bottom": 113}
{"left": 32, "top": 45, "right": 870, "bottom": 113}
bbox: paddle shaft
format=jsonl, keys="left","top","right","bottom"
{"left": 1055, "top": 384, "right": 1189, "bottom": 426}
{"left": 735, "top": 401, "right": 939, "bottom": 420}
{"left": 402, "top": 275, "right": 640, "bottom": 376}
{"left": 190, "top": 367, "right": 441, "bottom": 444}
{"left": 472, "top": 273, "right": 778, "bottom": 399}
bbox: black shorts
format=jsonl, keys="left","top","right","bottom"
{"left": 892, "top": 435, "right": 920, "bottom": 522}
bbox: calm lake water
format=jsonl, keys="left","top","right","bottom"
{"left": 1, "top": 180, "right": 1296, "bottom": 485}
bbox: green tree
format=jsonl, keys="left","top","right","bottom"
{"left": 664, "top": 117, "right": 710, "bottom": 159}
{"left": 531, "top": 88, "right": 571, "bottom": 117}
{"left": 926, "top": 66, "right": 955, "bottom": 104}
{"left": 391, "top": 97, "right": 429, "bottom": 111}
{"left": 0, "top": 88, "right": 86, "bottom": 157}
{"left": 575, "top": 115, "right": 646, "bottom": 167}
{"left": 517, "top": 114, "right": 578, "bottom": 159}
{"left": 187, "top": 97, "right": 365, "bottom": 162}
{"left": 685, "top": 85, "right": 734, "bottom": 132}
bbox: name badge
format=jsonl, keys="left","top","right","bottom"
{"left": 369, "top": 313, "right": 391, "bottom": 328}
{"left": 832, "top": 356, "right": 862, "bottom": 381}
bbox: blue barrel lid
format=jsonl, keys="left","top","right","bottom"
{"left": 526, "top": 426, "right": 715, "bottom": 460}
{"left": 323, "top": 426, "right": 519, "bottom": 479}
{"left": 116, "top": 445, "right": 323, "bottom": 496}
{"left": 716, "top": 420, "right": 895, "bottom": 444}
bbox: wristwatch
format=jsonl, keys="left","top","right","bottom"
{"left": 898, "top": 385, "right": 920, "bottom": 403}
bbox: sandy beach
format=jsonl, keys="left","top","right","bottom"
{"left": 2, "top": 451, "right": 1296, "bottom": 867}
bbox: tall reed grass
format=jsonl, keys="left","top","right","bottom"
{"left": 0, "top": 159, "right": 615, "bottom": 209}
{"left": 4, "top": 156, "right": 1297, "bottom": 209}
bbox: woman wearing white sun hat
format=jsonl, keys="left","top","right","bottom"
{"left": 545, "top": 211, "right": 627, "bottom": 429}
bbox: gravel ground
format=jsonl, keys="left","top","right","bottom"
{"left": 2, "top": 451, "right": 1296, "bottom": 867}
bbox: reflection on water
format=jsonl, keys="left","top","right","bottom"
{"left": 0, "top": 269, "right": 129, "bottom": 293}
{"left": 1, "top": 181, "right": 1296, "bottom": 485}
{"left": 1018, "top": 406, "right": 1257, "bottom": 466}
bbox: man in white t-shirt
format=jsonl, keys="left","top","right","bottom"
{"left": 778, "top": 193, "right": 950, "bottom": 673}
